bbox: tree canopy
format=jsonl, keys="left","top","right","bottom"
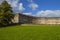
{"left": 0, "top": 1, "right": 14, "bottom": 26}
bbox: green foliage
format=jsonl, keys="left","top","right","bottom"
{"left": 0, "top": 1, "right": 14, "bottom": 26}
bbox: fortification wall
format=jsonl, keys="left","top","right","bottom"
{"left": 35, "top": 18, "right": 60, "bottom": 24}
{"left": 12, "top": 14, "right": 60, "bottom": 24}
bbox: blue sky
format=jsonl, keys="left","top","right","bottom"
{"left": 39, "top": 0, "right": 60, "bottom": 10}
{"left": 0, "top": 0, "right": 60, "bottom": 17}
{"left": 18, "top": 0, "right": 60, "bottom": 12}
{"left": 19, "top": 0, "right": 60, "bottom": 10}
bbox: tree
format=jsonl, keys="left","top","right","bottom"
{"left": 0, "top": 1, "right": 14, "bottom": 26}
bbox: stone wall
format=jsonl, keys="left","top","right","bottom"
{"left": 35, "top": 18, "right": 60, "bottom": 24}
{"left": 12, "top": 14, "right": 19, "bottom": 23}
{"left": 12, "top": 14, "right": 60, "bottom": 24}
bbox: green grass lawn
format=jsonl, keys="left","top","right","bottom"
{"left": 0, "top": 24, "right": 60, "bottom": 40}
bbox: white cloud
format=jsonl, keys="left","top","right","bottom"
{"left": 28, "top": 3, "right": 38, "bottom": 10}
{"left": 6, "top": 0, "right": 18, "bottom": 7}
{"left": 6, "top": 0, "right": 25, "bottom": 13}
{"left": 36, "top": 10, "right": 60, "bottom": 17}
{"left": 19, "top": 3, "right": 25, "bottom": 12}
{"left": 0, "top": 0, "right": 4, "bottom": 4}
{"left": 6, "top": 0, "right": 19, "bottom": 12}
{"left": 23, "top": 12, "right": 32, "bottom": 15}
{"left": 10, "top": 1, "right": 18, "bottom": 7}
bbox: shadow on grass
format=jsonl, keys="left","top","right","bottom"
{"left": 0, "top": 23, "right": 22, "bottom": 28}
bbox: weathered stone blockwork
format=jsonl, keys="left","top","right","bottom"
{"left": 12, "top": 14, "right": 60, "bottom": 24}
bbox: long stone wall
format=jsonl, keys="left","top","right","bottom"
{"left": 12, "top": 14, "right": 60, "bottom": 24}
{"left": 35, "top": 18, "right": 60, "bottom": 24}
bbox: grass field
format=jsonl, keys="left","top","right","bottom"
{"left": 0, "top": 24, "right": 60, "bottom": 40}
